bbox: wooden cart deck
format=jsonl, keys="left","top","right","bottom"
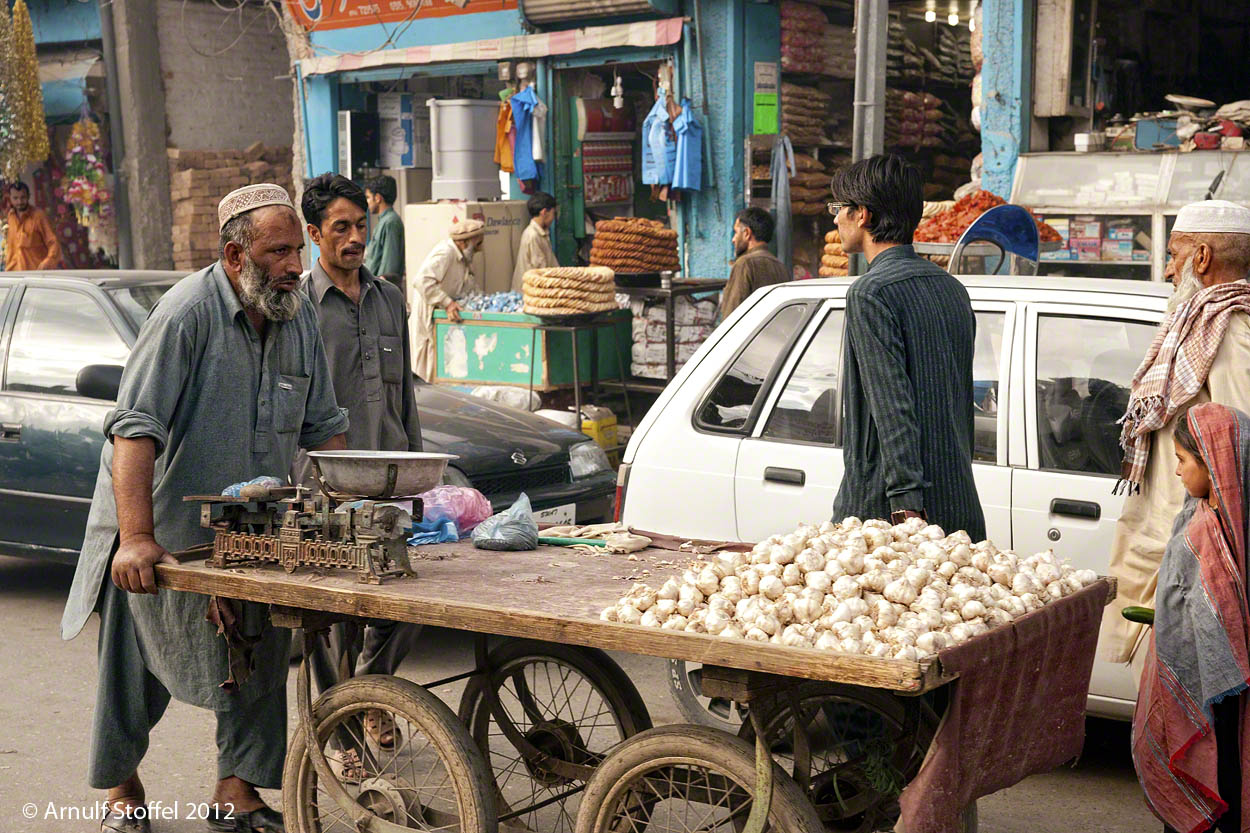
{"left": 155, "top": 540, "right": 952, "bottom": 693}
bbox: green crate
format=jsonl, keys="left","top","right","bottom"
{"left": 432, "top": 309, "right": 630, "bottom": 390}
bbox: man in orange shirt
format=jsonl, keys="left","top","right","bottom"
{"left": 4, "top": 180, "right": 61, "bottom": 271}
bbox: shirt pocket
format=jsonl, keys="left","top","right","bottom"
{"left": 379, "top": 336, "right": 404, "bottom": 384}
{"left": 275, "top": 374, "right": 311, "bottom": 434}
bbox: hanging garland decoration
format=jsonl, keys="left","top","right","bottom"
{"left": 61, "top": 118, "right": 111, "bottom": 226}
{"left": 9, "top": 0, "right": 49, "bottom": 174}
{"left": 0, "top": 2, "right": 19, "bottom": 181}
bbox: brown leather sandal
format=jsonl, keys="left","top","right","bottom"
{"left": 101, "top": 798, "right": 152, "bottom": 833}
{"left": 363, "top": 708, "right": 399, "bottom": 750}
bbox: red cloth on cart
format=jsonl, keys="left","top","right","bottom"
{"left": 897, "top": 579, "right": 1111, "bottom": 833}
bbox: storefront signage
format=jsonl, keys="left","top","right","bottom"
{"left": 286, "top": 0, "right": 518, "bottom": 31}
{"left": 753, "top": 61, "right": 779, "bottom": 135}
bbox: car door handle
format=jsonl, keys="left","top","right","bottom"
{"left": 0, "top": 423, "right": 20, "bottom": 442}
{"left": 1050, "top": 498, "right": 1100, "bottom": 520}
{"left": 764, "top": 467, "right": 805, "bottom": 487}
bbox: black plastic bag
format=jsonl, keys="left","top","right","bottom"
{"left": 472, "top": 493, "right": 539, "bottom": 551}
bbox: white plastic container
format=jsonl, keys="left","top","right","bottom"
{"left": 428, "top": 99, "right": 501, "bottom": 200}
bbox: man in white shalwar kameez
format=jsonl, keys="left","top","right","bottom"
{"left": 408, "top": 218, "right": 485, "bottom": 381}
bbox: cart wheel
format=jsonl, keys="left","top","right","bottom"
{"left": 458, "top": 639, "right": 652, "bottom": 833}
{"left": 668, "top": 660, "right": 749, "bottom": 732}
{"left": 574, "top": 724, "right": 825, "bottom": 833}
{"left": 283, "top": 674, "right": 498, "bottom": 833}
{"left": 738, "top": 682, "right": 935, "bottom": 833}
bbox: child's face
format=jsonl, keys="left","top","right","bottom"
{"left": 1174, "top": 437, "right": 1213, "bottom": 500}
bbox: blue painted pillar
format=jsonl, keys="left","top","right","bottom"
{"left": 980, "top": 0, "right": 1032, "bottom": 198}
{"left": 303, "top": 73, "right": 340, "bottom": 177}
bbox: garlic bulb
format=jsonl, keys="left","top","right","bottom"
{"left": 795, "top": 549, "right": 826, "bottom": 573}
{"left": 884, "top": 578, "right": 918, "bottom": 606}
{"left": 741, "top": 571, "right": 761, "bottom": 596}
{"left": 936, "top": 560, "right": 959, "bottom": 580}
{"left": 657, "top": 579, "right": 681, "bottom": 602}
{"left": 782, "top": 563, "right": 803, "bottom": 587}
{"left": 745, "top": 626, "right": 769, "bottom": 642}
{"left": 805, "top": 570, "right": 833, "bottom": 593}
{"left": 618, "top": 605, "right": 642, "bottom": 625}
{"left": 815, "top": 631, "right": 839, "bottom": 651}
{"left": 759, "top": 575, "right": 785, "bottom": 600}
{"left": 721, "top": 623, "right": 744, "bottom": 639}
{"left": 916, "top": 631, "right": 949, "bottom": 655}
{"left": 695, "top": 568, "right": 720, "bottom": 596}
{"left": 894, "top": 645, "right": 920, "bottom": 661}
{"left": 1073, "top": 569, "right": 1098, "bottom": 587}
{"left": 793, "top": 596, "right": 822, "bottom": 624}
{"left": 600, "top": 606, "right": 618, "bottom": 622}
{"left": 960, "top": 600, "right": 987, "bottom": 621}
{"left": 706, "top": 610, "right": 731, "bottom": 634}
{"left": 831, "top": 575, "right": 861, "bottom": 601}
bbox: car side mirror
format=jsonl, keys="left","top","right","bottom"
{"left": 76, "top": 364, "right": 124, "bottom": 401}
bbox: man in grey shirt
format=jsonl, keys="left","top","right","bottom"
{"left": 300, "top": 173, "right": 423, "bottom": 773}
{"left": 61, "top": 184, "right": 348, "bottom": 833}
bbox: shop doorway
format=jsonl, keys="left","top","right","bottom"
{"left": 551, "top": 61, "right": 673, "bottom": 265}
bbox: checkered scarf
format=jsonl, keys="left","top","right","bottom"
{"left": 1117, "top": 282, "right": 1250, "bottom": 492}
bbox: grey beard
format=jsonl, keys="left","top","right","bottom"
{"left": 239, "top": 256, "right": 300, "bottom": 322}
{"left": 1166, "top": 257, "right": 1203, "bottom": 315}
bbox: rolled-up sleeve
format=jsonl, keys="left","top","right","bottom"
{"left": 299, "top": 316, "right": 350, "bottom": 449}
{"left": 103, "top": 310, "right": 194, "bottom": 457}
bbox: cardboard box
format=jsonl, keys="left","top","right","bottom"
{"left": 1074, "top": 240, "right": 1101, "bottom": 261}
{"left": 1106, "top": 223, "right": 1135, "bottom": 241}
{"left": 404, "top": 200, "right": 530, "bottom": 298}
{"left": 378, "top": 93, "right": 432, "bottom": 168}
{"left": 1102, "top": 240, "right": 1134, "bottom": 262}
{"left": 1070, "top": 217, "right": 1102, "bottom": 240}
{"left": 1132, "top": 249, "right": 1151, "bottom": 261}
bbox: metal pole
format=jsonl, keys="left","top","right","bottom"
{"left": 98, "top": 0, "right": 133, "bottom": 269}
{"left": 851, "top": 0, "right": 888, "bottom": 163}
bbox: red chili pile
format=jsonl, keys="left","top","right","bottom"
{"left": 914, "top": 190, "right": 1062, "bottom": 244}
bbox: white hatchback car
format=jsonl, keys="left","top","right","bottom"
{"left": 619, "top": 275, "right": 1171, "bottom": 720}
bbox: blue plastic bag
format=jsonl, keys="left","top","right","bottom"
{"left": 221, "top": 475, "right": 283, "bottom": 497}
{"left": 472, "top": 493, "right": 539, "bottom": 551}
{"left": 408, "top": 517, "right": 460, "bottom": 546}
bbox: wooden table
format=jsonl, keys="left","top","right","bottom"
{"left": 156, "top": 541, "right": 948, "bottom": 694}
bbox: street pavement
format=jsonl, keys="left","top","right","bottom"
{"left": 0, "top": 554, "right": 1158, "bottom": 832}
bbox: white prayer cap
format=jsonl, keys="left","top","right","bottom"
{"left": 1172, "top": 199, "right": 1250, "bottom": 235}
{"left": 218, "top": 183, "right": 295, "bottom": 231}
{"left": 450, "top": 217, "right": 486, "bottom": 240}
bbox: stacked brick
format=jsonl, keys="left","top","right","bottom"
{"left": 167, "top": 142, "right": 294, "bottom": 272}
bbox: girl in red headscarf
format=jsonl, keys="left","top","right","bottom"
{"left": 1134, "top": 402, "right": 1250, "bottom": 833}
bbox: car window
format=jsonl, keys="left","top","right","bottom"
{"left": 972, "top": 311, "right": 1006, "bottom": 462}
{"left": 4, "top": 288, "right": 129, "bottom": 395}
{"left": 1036, "top": 314, "right": 1155, "bottom": 475}
{"left": 696, "top": 303, "right": 808, "bottom": 432}
{"left": 106, "top": 284, "right": 173, "bottom": 331}
{"left": 762, "top": 308, "right": 845, "bottom": 445}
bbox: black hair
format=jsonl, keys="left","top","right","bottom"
{"left": 301, "top": 172, "right": 368, "bottom": 228}
{"left": 827, "top": 154, "right": 923, "bottom": 244}
{"left": 735, "top": 207, "right": 775, "bottom": 244}
{"left": 365, "top": 174, "right": 397, "bottom": 206}
{"left": 7, "top": 180, "right": 29, "bottom": 195}
{"left": 1173, "top": 407, "right": 1204, "bottom": 463}
{"left": 527, "top": 191, "right": 557, "bottom": 217}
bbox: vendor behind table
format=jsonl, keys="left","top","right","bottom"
{"left": 409, "top": 216, "right": 485, "bottom": 381}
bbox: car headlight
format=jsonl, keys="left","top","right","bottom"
{"left": 570, "top": 441, "right": 611, "bottom": 479}
{"left": 441, "top": 466, "right": 475, "bottom": 488}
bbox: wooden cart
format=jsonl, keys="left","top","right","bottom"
{"left": 155, "top": 541, "right": 1112, "bottom": 833}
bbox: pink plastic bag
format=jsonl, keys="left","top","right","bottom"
{"left": 418, "top": 485, "right": 493, "bottom": 532}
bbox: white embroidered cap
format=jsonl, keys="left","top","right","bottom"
{"left": 1172, "top": 199, "right": 1250, "bottom": 235}
{"left": 218, "top": 183, "right": 295, "bottom": 231}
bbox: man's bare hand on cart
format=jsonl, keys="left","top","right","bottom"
{"left": 112, "top": 534, "right": 177, "bottom": 594}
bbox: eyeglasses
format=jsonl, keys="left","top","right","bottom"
{"left": 827, "top": 202, "right": 855, "bottom": 216}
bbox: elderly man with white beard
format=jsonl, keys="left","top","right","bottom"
{"left": 61, "top": 184, "right": 348, "bottom": 833}
{"left": 1105, "top": 199, "right": 1250, "bottom": 680}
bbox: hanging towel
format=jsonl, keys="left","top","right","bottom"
{"left": 671, "top": 98, "right": 703, "bottom": 191}
{"left": 641, "top": 91, "right": 677, "bottom": 185}
{"left": 531, "top": 92, "right": 548, "bottom": 163}
{"left": 769, "top": 135, "right": 795, "bottom": 275}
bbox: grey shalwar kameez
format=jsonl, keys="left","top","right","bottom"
{"left": 300, "top": 262, "right": 423, "bottom": 695}
{"left": 61, "top": 262, "right": 348, "bottom": 789}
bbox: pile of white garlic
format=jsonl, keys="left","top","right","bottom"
{"left": 600, "top": 516, "right": 1099, "bottom": 660}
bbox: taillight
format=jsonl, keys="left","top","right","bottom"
{"left": 614, "top": 463, "right": 631, "bottom": 523}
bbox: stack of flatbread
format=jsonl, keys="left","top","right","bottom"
{"left": 589, "top": 217, "right": 680, "bottom": 273}
{"left": 522, "top": 266, "right": 618, "bottom": 316}
{"left": 818, "top": 229, "right": 848, "bottom": 277}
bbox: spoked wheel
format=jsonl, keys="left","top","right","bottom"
{"left": 284, "top": 675, "right": 498, "bottom": 832}
{"left": 575, "top": 725, "right": 824, "bottom": 833}
{"left": 738, "top": 682, "right": 936, "bottom": 833}
{"left": 668, "top": 660, "right": 749, "bottom": 732}
{"left": 458, "top": 639, "right": 652, "bottom": 832}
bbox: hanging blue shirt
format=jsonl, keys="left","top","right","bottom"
{"left": 511, "top": 86, "right": 542, "bottom": 182}
{"left": 641, "top": 93, "right": 676, "bottom": 185}
{"left": 671, "top": 99, "right": 703, "bottom": 191}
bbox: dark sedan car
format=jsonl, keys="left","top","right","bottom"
{"left": 0, "top": 271, "right": 615, "bottom": 564}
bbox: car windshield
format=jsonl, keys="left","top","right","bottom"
{"left": 106, "top": 284, "right": 174, "bottom": 330}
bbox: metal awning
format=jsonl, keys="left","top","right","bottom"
{"left": 298, "top": 17, "right": 684, "bottom": 77}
